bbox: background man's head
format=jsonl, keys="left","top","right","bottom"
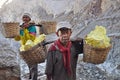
{"left": 22, "top": 13, "right": 31, "bottom": 23}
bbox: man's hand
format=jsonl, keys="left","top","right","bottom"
{"left": 23, "top": 23, "right": 29, "bottom": 28}
{"left": 20, "top": 23, "right": 29, "bottom": 30}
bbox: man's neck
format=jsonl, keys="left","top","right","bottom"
{"left": 61, "top": 42, "right": 68, "bottom": 47}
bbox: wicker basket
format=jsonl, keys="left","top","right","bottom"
{"left": 40, "top": 21, "right": 57, "bottom": 34}
{"left": 2, "top": 22, "right": 20, "bottom": 38}
{"left": 20, "top": 42, "right": 47, "bottom": 65}
{"left": 83, "top": 41, "right": 111, "bottom": 64}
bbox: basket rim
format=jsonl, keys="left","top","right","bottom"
{"left": 20, "top": 42, "right": 43, "bottom": 53}
{"left": 84, "top": 41, "right": 112, "bottom": 50}
{"left": 2, "top": 22, "right": 19, "bottom": 23}
{"left": 92, "top": 45, "right": 112, "bottom": 50}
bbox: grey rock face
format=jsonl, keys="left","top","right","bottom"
{"left": 0, "top": 38, "right": 20, "bottom": 78}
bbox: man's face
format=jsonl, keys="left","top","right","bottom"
{"left": 57, "top": 28, "right": 72, "bottom": 45}
{"left": 22, "top": 15, "right": 31, "bottom": 23}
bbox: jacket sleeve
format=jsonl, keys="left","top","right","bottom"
{"left": 45, "top": 51, "right": 54, "bottom": 77}
{"left": 28, "top": 25, "right": 36, "bottom": 33}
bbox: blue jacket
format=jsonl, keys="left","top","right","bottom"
{"left": 20, "top": 24, "right": 36, "bottom": 36}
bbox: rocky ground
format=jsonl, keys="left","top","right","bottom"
{"left": 20, "top": 54, "right": 120, "bottom": 80}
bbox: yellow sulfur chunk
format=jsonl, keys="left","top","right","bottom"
{"left": 24, "top": 40, "right": 34, "bottom": 50}
{"left": 24, "top": 45, "right": 32, "bottom": 51}
{"left": 25, "top": 40, "right": 34, "bottom": 45}
{"left": 14, "top": 35, "right": 21, "bottom": 41}
{"left": 34, "top": 34, "right": 46, "bottom": 45}
{"left": 20, "top": 45, "right": 25, "bottom": 51}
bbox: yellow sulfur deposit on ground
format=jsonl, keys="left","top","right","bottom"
{"left": 85, "top": 25, "right": 110, "bottom": 48}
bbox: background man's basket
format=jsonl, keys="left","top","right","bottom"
{"left": 20, "top": 42, "right": 47, "bottom": 65}
{"left": 2, "top": 22, "right": 20, "bottom": 38}
{"left": 39, "top": 21, "right": 57, "bottom": 34}
{"left": 83, "top": 41, "right": 111, "bottom": 64}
